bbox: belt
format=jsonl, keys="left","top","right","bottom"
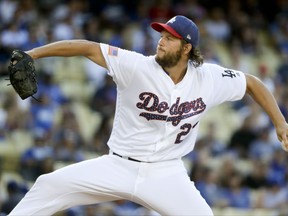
{"left": 112, "top": 152, "right": 144, "bottom": 163}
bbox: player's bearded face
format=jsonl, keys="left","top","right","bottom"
{"left": 155, "top": 45, "right": 182, "bottom": 68}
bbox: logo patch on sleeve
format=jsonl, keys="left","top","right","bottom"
{"left": 222, "top": 69, "right": 236, "bottom": 78}
{"left": 108, "top": 46, "right": 118, "bottom": 56}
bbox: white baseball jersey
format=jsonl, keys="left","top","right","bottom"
{"left": 100, "top": 43, "right": 246, "bottom": 162}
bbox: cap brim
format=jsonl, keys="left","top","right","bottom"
{"left": 151, "top": 22, "right": 182, "bottom": 39}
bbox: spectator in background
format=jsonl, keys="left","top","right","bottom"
{"left": 227, "top": 115, "right": 257, "bottom": 158}
{"left": 257, "top": 64, "right": 275, "bottom": 94}
{"left": 243, "top": 160, "right": 270, "bottom": 190}
{"left": 276, "top": 49, "right": 288, "bottom": 85}
{"left": 90, "top": 75, "right": 116, "bottom": 118}
{"left": 20, "top": 130, "right": 54, "bottom": 181}
{"left": 270, "top": 13, "right": 288, "bottom": 54}
{"left": 200, "top": 39, "right": 221, "bottom": 64}
{"left": 148, "top": 0, "right": 175, "bottom": 22}
{"left": 228, "top": 39, "right": 252, "bottom": 73}
{"left": 2, "top": 91, "right": 29, "bottom": 133}
{"left": 36, "top": 72, "right": 67, "bottom": 108}
{"left": 53, "top": 130, "right": 85, "bottom": 163}
{"left": 30, "top": 93, "right": 58, "bottom": 135}
{"left": 52, "top": 15, "right": 76, "bottom": 41}
{"left": 82, "top": 17, "right": 102, "bottom": 42}
{"left": 88, "top": 75, "right": 116, "bottom": 155}
{"left": 0, "top": 41, "right": 11, "bottom": 76}
{"left": 249, "top": 127, "right": 276, "bottom": 161}
{"left": 278, "top": 90, "right": 288, "bottom": 122}
{"left": 15, "top": 0, "right": 39, "bottom": 28}
{"left": 88, "top": 116, "right": 111, "bottom": 155}
{"left": 0, "top": 22, "right": 29, "bottom": 49}
{"left": 0, "top": 181, "right": 25, "bottom": 215}
{"left": 239, "top": 24, "right": 260, "bottom": 55}
{"left": 52, "top": 102, "right": 85, "bottom": 161}
{"left": 267, "top": 150, "right": 287, "bottom": 186}
{"left": 174, "top": 0, "right": 206, "bottom": 22}
{"left": 195, "top": 167, "right": 220, "bottom": 207}
{"left": 21, "top": 25, "right": 45, "bottom": 51}
{"left": 0, "top": 0, "right": 18, "bottom": 26}
{"left": 218, "top": 171, "right": 251, "bottom": 209}
{"left": 203, "top": 7, "right": 231, "bottom": 41}
{"left": 254, "top": 178, "right": 288, "bottom": 212}
{"left": 100, "top": 0, "right": 129, "bottom": 26}
{"left": 189, "top": 121, "right": 226, "bottom": 160}
{"left": 189, "top": 162, "right": 208, "bottom": 184}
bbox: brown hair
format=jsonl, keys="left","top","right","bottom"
{"left": 181, "top": 40, "right": 204, "bottom": 68}
{"left": 190, "top": 47, "right": 204, "bottom": 68}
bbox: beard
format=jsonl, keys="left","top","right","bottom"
{"left": 155, "top": 47, "right": 182, "bottom": 68}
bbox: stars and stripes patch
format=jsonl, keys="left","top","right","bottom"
{"left": 108, "top": 46, "right": 118, "bottom": 56}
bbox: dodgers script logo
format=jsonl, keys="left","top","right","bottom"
{"left": 136, "top": 92, "right": 206, "bottom": 126}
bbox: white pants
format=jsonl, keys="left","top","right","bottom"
{"left": 9, "top": 155, "right": 213, "bottom": 216}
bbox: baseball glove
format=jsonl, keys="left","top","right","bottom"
{"left": 8, "top": 50, "right": 38, "bottom": 100}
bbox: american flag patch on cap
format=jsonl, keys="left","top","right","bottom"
{"left": 108, "top": 46, "right": 118, "bottom": 56}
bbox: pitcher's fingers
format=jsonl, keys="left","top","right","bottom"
{"left": 281, "top": 140, "right": 288, "bottom": 152}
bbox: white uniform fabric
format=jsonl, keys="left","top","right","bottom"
{"left": 9, "top": 155, "right": 214, "bottom": 215}
{"left": 9, "top": 44, "right": 246, "bottom": 216}
{"left": 101, "top": 43, "right": 246, "bottom": 162}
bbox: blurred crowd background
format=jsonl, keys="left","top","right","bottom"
{"left": 0, "top": 0, "right": 288, "bottom": 215}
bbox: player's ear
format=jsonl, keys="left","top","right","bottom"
{"left": 183, "top": 43, "right": 192, "bottom": 55}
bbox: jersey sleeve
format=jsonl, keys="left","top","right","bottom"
{"left": 205, "top": 63, "right": 247, "bottom": 106}
{"left": 100, "top": 43, "right": 144, "bottom": 89}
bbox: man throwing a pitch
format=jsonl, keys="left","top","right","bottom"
{"left": 9, "top": 15, "right": 288, "bottom": 216}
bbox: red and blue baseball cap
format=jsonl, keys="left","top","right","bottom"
{"left": 151, "top": 15, "right": 199, "bottom": 47}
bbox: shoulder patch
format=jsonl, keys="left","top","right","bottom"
{"left": 222, "top": 69, "right": 236, "bottom": 78}
{"left": 108, "top": 46, "right": 118, "bottom": 56}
